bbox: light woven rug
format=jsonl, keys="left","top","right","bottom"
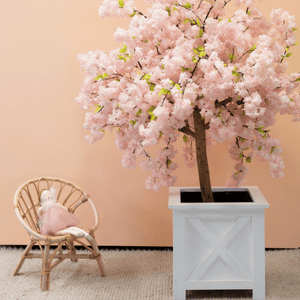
{"left": 0, "top": 247, "right": 299, "bottom": 300}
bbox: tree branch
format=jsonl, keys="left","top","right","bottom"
{"left": 190, "top": 57, "right": 201, "bottom": 78}
{"left": 215, "top": 97, "right": 233, "bottom": 108}
{"left": 203, "top": 5, "right": 214, "bottom": 26}
{"left": 138, "top": 61, "right": 143, "bottom": 69}
{"left": 178, "top": 120, "right": 195, "bottom": 138}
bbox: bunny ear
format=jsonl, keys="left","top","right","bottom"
{"left": 49, "top": 187, "right": 56, "bottom": 197}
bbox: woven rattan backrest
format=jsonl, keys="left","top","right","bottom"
{"left": 14, "top": 178, "right": 89, "bottom": 234}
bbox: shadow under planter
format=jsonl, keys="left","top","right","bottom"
{"left": 168, "top": 186, "right": 269, "bottom": 300}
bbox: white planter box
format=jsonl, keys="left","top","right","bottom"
{"left": 168, "top": 186, "right": 269, "bottom": 300}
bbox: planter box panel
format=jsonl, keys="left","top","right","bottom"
{"left": 169, "top": 187, "right": 269, "bottom": 300}
{"left": 185, "top": 214, "right": 253, "bottom": 282}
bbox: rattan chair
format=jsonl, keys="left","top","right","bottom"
{"left": 13, "top": 177, "right": 106, "bottom": 291}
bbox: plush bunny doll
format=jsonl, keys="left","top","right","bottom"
{"left": 37, "top": 187, "right": 88, "bottom": 238}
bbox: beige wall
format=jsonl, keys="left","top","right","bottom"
{"left": 1, "top": 0, "right": 300, "bottom": 248}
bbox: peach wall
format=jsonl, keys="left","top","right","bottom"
{"left": 1, "top": 0, "right": 300, "bottom": 248}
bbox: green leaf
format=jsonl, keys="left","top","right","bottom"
{"left": 182, "top": 2, "right": 192, "bottom": 9}
{"left": 158, "top": 88, "right": 171, "bottom": 97}
{"left": 135, "top": 109, "right": 142, "bottom": 116}
{"left": 99, "top": 128, "right": 105, "bottom": 133}
{"left": 130, "top": 11, "right": 136, "bottom": 17}
{"left": 217, "top": 109, "right": 223, "bottom": 117}
{"left": 142, "top": 74, "right": 151, "bottom": 81}
{"left": 181, "top": 67, "right": 192, "bottom": 72}
{"left": 197, "top": 29, "right": 204, "bottom": 37}
{"left": 295, "top": 77, "right": 300, "bottom": 82}
{"left": 183, "top": 18, "right": 191, "bottom": 24}
{"left": 95, "top": 105, "right": 102, "bottom": 113}
{"left": 101, "top": 73, "right": 108, "bottom": 79}
{"left": 192, "top": 56, "right": 198, "bottom": 63}
{"left": 150, "top": 84, "right": 155, "bottom": 92}
{"left": 174, "top": 83, "right": 181, "bottom": 90}
{"left": 292, "top": 27, "right": 298, "bottom": 31}
{"left": 228, "top": 19, "right": 231, "bottom": 22}
{"left": 258, "top": 145, "right": 262, "bottom": 150}
{"left": 246, "top": 156, "right": 251, "bottom": 163}
{"left": 167, "top": 159, "right": 172, "bottom": 167}
{"left": 196, "top": 46, "right": 205, "bottom": 51}
{"left": 290, "top": 98, "right": 294, "bottom": 102}
{"left": 118, "top": 0, "right": 124, "bottom": 8}
{"left": 166, "top": 7, "right": 171, "bottom": 16}
{"left": 240, "top": 138, "right": 245, "bottom": 142}
{"left": 118, "top": 55, "right": 127, "bottom": 62}
{"left": 193, "top": 49, "right": 199, "bottom": 55}
{"left": 116, "top": 79, "right": 120, "bottom": 82}
{"left": 229, "top": 53, "right": 235, "bottom": 61}
{"left": 94, "top": 73, "right": 109, "bottom": 81}
{"left": 129, "top": 120, "right": 136, "bottom": 125}
{"left": 159, "top": 131, "right": 163, "bottom": 138}
{"left": 198, "top": 51, "right": 207, "bottom": 57}
{"left": 196, "top": 18, "right": 201, "bottom": 27}
{"left": 270, "top": 146, "right": 278, "bottom": 154}
{"left": 183, "top": 135, "right": 188, "bottom": 143}
{"left": 249, "top": 44, "right": 256, "bottom": 53}
{"left": 119, "top": 44, "right": 127, "bottom": 53}
{"left": 150, "top": 115, "right": 157, "bottom": 121}
{"left": 286, "top": 53, "right": 292, "bottom": 57}
{"left": 148, "top": 105, "right": 156, "bottom": 115}
{"left": 247, "top": 10, "right": 250, "bottom": 16}
{"left": 161, "top": 64, "right": 165, "bottom": 70}
{"left": 239, "top": 152, "right": 243, "bottom": 159}
{"left": 257, "top": 126, "right": 265, "bottom": 135}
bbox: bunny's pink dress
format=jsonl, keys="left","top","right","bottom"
{"left": 39, "top": 206, "right": 80, "bottom": 236}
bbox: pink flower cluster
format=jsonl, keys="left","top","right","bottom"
{"left": 77, "top": 0, "right": 300, "bottom": 191}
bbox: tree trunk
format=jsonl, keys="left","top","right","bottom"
{"left": 193, "top": 107, "right": 214, "bottom": 202}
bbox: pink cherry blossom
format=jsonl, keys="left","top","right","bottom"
{"left": 77, "top": 0, "right": 300, "bottom": 192}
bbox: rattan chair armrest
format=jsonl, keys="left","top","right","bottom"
{"left": 88, "top": 198, "right": 100, "bottom": 232}
{"left": 67, "top": 195, "right": 99, "bottom": 232}
{"left": 68, "top": 196, "right": 89, "bottom": 213}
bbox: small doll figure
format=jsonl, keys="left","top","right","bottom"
{"left": 37, "top": 187, "right": 88, "bottom": 238}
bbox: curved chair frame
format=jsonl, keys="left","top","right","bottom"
{"left": 13, "top": 177, "right": 106, "bottom": 290}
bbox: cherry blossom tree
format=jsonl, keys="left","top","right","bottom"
{"left": 77, "top": 0, "right": 300, "bottom": 202}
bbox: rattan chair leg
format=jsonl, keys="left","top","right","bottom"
{"left": 41, "top": 240, "right": 51, "bottom": 291}
{"left": 89, "top": 237, "right": 106, "bottom": 276}
{"left": 13, "top": 237, "right": 36, "bottom": 276}
{"left": 96, "top": 254, "right": 106, "bottom": 277}
{"left": 67, "top": 240, "right": 78, "bottom": 262}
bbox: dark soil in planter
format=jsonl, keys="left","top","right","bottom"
{"left": 180, "top": 189, "right": 253, "bottom": 203}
